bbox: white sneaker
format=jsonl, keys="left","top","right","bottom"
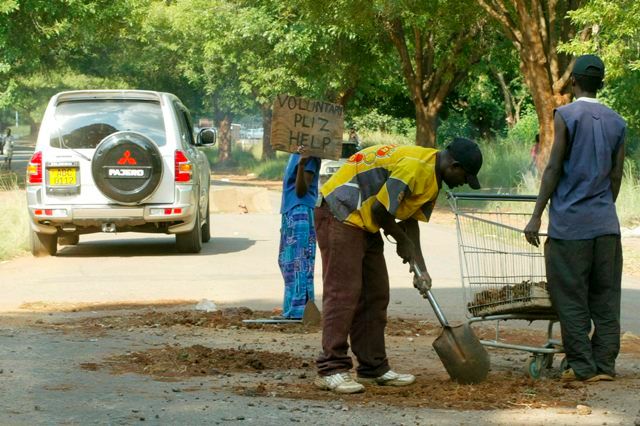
{"left": 314, "top": 372, "right": 365, "bottom": 394}
{"left": 357, "top": 370, "right": 416, "bottom": 386}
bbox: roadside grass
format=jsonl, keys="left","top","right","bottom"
{"left": 618, "top": 160, "right": 640, "bottom": 228}
{"left": 206, "top": 143, "right": 290, "bottom": 180}
{"left": 205, "top": 136, "right": 640, "bottom": 226}
{"left": 478, "top": 139, "right": 532, "bottom": 191}
{"left": 358, "top": 130, "right": 414, "bottom": 148}
{"left": 0, "top": 172, "right": 29, "bottom": 261}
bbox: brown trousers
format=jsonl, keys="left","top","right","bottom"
{"left": 314, "top": 203, "right": 390, "bottom": 378}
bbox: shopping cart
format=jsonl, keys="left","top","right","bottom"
{"left": 447, "top": 192, "right": 564, "bottom": 379}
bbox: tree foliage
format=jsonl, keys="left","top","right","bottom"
{"left": 476, "top": 0, "right": 587, "bottom": 164}
{"left": 1, "top": 0, "right": 640, "bottom": 171}
{"left": 562, "top": 0, "right": 640, "bottom": 139}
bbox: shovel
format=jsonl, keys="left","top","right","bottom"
{"left": 412, "top": 263, "right": 490, "bottom": 384}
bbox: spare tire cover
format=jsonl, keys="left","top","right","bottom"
{"left": 92, "top": 131, "right": 163, "bottom": 204}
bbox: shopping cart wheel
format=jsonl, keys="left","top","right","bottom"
{"left": 526, "top": 356, "right": 544, "bottom": 379}
{"left": 560, "top": 356, "right": 569, "bottom": 371}
{"left": 543, "top": 353, "right": 554, "bottom": 369}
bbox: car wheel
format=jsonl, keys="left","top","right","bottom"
{"left": 176, "top": 209, "right": 202, "bottom": 253}
{"left": 30, "top": 230, "right": 57, "bottom": 257}
{"left": 59, "top": 234, "right": 80, "bottom": 246}
{"left": 201, "top": 196, "right": 211, "bottom": 243}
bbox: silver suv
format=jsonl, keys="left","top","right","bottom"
{"left": 26, "top": 90, "right": 216, "bottom": 256}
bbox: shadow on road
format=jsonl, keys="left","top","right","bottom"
{"left": 55, "top": 236, "right": 256, "bottom": 257}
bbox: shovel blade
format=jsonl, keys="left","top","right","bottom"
{"left": 433, "top": 323, "right": 490, "bottom": 384}
{"left": 302, "top": 300, "right": 321, "bottom": 326}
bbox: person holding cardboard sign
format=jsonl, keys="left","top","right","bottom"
{"left": 277, "top": 145, "right": 322, "bottom": 320}
{"left": 313, "top": 138, "right": 483, "bottom": 394}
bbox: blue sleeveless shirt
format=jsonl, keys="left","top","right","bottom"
{"left": 549, "top": 98, "right": 626, "bottom": 240}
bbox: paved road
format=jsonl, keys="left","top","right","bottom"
{"left": 2, "top": 185, "right": 640, "bottom": 333}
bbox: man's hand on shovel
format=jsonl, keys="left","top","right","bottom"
{"left": 411, "top": 262, "right": 432, "bottom": 299}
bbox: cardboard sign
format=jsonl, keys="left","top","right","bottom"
{"left": 271, "top": 95, "right": 344, "bottom": 160}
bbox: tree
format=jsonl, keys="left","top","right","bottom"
{"left": 476, "top": 0, "right": 588, "bottom": 163}
{"left": 299, "top": 0, "right": 490, "bottom": 147}
{"left": 563, "top": 0, "right": 640, "bottom": 133}
{"left": 384, "top": 1, "right": 491, "bottom": 146}
{"left": 0, "top": 0, "right": 157, "bottom": 129}
{"left": 170, "top": 0, "right": 387, "bottom": 163}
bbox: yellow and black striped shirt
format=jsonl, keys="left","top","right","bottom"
{"left": 320, "top": 144, "right": 440, "bottom": 232}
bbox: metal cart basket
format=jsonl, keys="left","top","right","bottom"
{"left": 447, "top": 192, "right": 564, "bottom": 378}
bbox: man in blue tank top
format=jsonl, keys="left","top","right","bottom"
{"left": 525, "top": 54, "right": 626, "bottom": 382}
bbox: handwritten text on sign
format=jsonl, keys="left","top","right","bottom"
{"left": 271, "top": 95, "right": 344, "bottom": 160}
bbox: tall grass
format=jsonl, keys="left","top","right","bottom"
{"left": 481, "top": 151, "right": 640, "bottom": 227}
{"left": 0, "top": 173, "right": 29, "bottom": 260}
{"left": 252, "top": 157, "right": 290, "bottom": 180}
{"left": 617, "top": 160, "right": 640, "bottom": 227}
{"left": 477, "top": 139, "right": 532, "bottom": 191}
{"left": 204, "top": 134, "right": 640, "bottom": 227}
{"left": 358, "top": 130, "right": 415, "bottom": 148}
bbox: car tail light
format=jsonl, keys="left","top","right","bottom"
{"left": 27, "top": 151, "right": 43, "bottom": 184}
{"left": 150, "top": 208, "right": 184, "bottom": 216}
{"left": 175, "top": 150, "right": 192, "bottom": 182}
{"left": 33, "top": 208, "right": 67, "bottom": 217}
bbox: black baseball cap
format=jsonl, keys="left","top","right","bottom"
{"left": 446, "top": 137, "right": 483, "bottom": 189}
{"left": 572, "top": 54, "right": 605, "bottom": 78}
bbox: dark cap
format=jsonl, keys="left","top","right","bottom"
{"left": 446, "top": 137, "right": 483, "bottom": 189}
{"left": 572, "top": 54, "right": 605, "bottom": 78}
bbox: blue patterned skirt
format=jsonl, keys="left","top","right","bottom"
{"left": 278, "top": 205, "right": 316, "bottom": 319}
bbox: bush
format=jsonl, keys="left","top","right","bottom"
{"left": 436, "top": 111, "right": 475, "bottom": 146}
{"left": 351, "top": 110, "right": 415, "bottom": 135}
{"left": 503, "top": 112, "right": 539, "bottom": 146}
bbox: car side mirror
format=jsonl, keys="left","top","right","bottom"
{"left": 198, "top": 128, "right": 216, "bottom": 146}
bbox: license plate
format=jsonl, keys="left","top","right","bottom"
{"left": 49, "top": 168, "right": 77, "bottom": 186}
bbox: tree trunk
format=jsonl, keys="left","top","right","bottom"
{"left": 476, "top": 0, "right": 583, "bottom": 167}
{"left": 383, "top": 16, "right": 482, "bottom": 149}
{"left": 335, "top": 87, "right": 356, "bottom": 107}
{"left": 217, "top": 115, "right": 232, "bottom": 165}
{"left": 415, "top": 102, "right": 438, "bottom": 147}
{"left": 493, "top": 70, "right": 517, "bottom": 128}
{"left": 261, "top": 104, "right": 275, "bottom": 161}
{"left": 522, "top": 59, "right": 571, "bottom": 169}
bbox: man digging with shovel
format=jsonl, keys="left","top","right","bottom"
{"left": 314, "top": 138, "right": 483, "bottom": 394}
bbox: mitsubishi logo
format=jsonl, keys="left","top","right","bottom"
{"left": 117, "top": 150, "right": 137, "bottom": 165}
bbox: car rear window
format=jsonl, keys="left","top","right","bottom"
{"left": 50, "top": 100, "right": 166, "bottom": 149}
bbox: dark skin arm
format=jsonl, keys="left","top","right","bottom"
{"left": 295, "top": 146, "right": 315, "bottom": 197}
{"left": 524, "top": 112, "right": 568, "bottom": 247}
{"left": 371, "top": 200, "right": 413, "bottom": 259}
{"left": 610, "top": 137, "right": 625, "bottom": 202}
{"left": 371, "top": 200, "right": 432, "bottom": 291}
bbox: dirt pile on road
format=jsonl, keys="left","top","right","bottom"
{"left": 248, "top": 372, "right": 592, "bottom": 410}
{"left": 104, "top": 345, "right": 311, "bottom": 379}
{"left": 57, "top": 310, "right": 445, "bottom": 336}
{"left": 51, "top": 307, "right": 318, "bottom": 334}
{"left": 52, "top": 307, "right": 639, "bottom": 412}
{"left": 97, "top": 343, "right": 592, "bottom": 410}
